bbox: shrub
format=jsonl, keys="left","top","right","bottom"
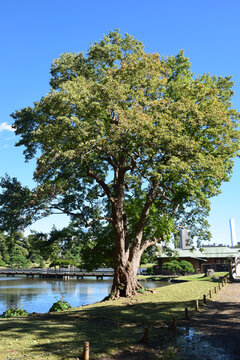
{"left": 9, "top": 250, "right": 30, "bottom": 268}
{"left": 179, "top": 260, "right": 194, "bottom": 274}
{"left": 147, "top": 267, "right": 154, "bottom": 275}
{"left": 137, "top": 287, "right": 146, "bottom": 294}
{"left": 49, "top": 299, "right": 72, "bottom": 312}
{"left": 162, "top": 259, "right": 194, "bottom": 274}
{"left": 162, "top": 260, "right": 182, "bottom": 273}
{"left": 0, "top": 307, "right": 28, "bottom": 318}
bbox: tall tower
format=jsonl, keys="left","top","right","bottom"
{"left": 178, "top": 229, "right": 191, "bottom": 249}
{"left": 229, "top": 218, "right": 237, "bottom": 247}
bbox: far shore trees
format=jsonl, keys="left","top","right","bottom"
{"left": 0, "top": 30, "right": 240, "bottom": 297}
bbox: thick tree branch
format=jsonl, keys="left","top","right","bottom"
{"left": 128, "top": 180, "right": 159, "bottom": 261}
{"left": 95, "top": 146, "right": 118, "bottom": 169}
{"left": 141, "top": 238, "right": 161, "bottom": 251}
{"left": 47, "top": 206, "right": 114, "bottom": 227}
{"left": 127, "top": 152, "right": 153, "bottom": 182}
{"left": 86, "top": 165, "right": 114, "bottom": 203}
{"left": 172, "top": 203, "right": 180, "bottom": 216}
{"left": 135, "top": 180, "right": 159, "bottom": 239}
{"left": 83, "top": 216, "right": 114, "bottom": 227}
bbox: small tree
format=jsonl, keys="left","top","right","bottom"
{"left": 9, "top": 251, "right": 30, "bottom": 268}
{"left": 0, "top": 232, "right": 10, "bottom": 264}
{"left": 0, "top": 231, "right": 30, "bottom": 268}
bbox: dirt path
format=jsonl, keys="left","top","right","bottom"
{"left": 177, "top": 281, "right": 240, "bottom": 359}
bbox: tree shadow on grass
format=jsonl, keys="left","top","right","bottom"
{"left": 0, "top": 299, "right": 201, "bottom": 359}
{"left": 1, "top": 298, "right": 239, "bottom": 359}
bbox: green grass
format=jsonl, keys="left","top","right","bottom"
{"left": 137, "top": 274, "right": 174, "bottom": 280}
{"left": 176, "top": 271, "right": 228, "bottom": 281}
{"left": 138, "top": 271, "right": 228, "bottom": 282}
{"left": 0, "top": 272, "right": 228, "bottom": 360}
{"left": 139, "top": 263, "right": 157, "bottom": 268}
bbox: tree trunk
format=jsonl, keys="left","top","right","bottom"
{"left": 109, "top": 167, "right": 154, "bottom": 298}
{"left": 111, "top": 252, "right": 143, "bottom": 298}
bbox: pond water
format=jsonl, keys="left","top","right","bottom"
{"left": 0, "top": 276, "right": 169, "bottom": 314}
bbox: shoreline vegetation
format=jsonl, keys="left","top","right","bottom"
{"left": 0, "top": 272, "right": 228, "bottom": 359}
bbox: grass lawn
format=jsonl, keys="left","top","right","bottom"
{"left": 0, "top": 272, "right": 228, "bottom": 360}
{"left": 176, "top": 272, "right": 228, "bottom": 281}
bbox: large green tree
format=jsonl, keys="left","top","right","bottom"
{"left": 1, "top": 30, "right": 240, "bottom": 297}
{"left": 0, "top": 231, "right": 30, "bottom": 268}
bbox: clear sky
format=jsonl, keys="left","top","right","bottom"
{"left": 1, "top": 0, "right": 240, "bottom": 245}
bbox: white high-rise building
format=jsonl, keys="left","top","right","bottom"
{"left": 178, "top": 228, "right": 191, "bottom": 249}
{"left": 229, "top": 218, "right": 237, "bottom": 247}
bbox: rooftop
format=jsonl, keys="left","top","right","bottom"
{"left": 160, "top": 246, "right": 240, "bottom": 259}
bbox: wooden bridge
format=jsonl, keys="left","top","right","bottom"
{"left": 0, "top": 268, "right": 114, "bottom": 280}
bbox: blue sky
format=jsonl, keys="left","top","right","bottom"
{"left": 0, "top": 0, "right": 240, "bottom": 245}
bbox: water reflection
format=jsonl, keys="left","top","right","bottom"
{"left": 0, "top": 275, "right": 168, "bottom": 314}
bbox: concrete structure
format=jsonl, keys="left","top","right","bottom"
{"left": 229, "top": 218, "right": 237, "bottom": 247}
{"left": 178, "top": 228, "right": 191, "bottom": 250}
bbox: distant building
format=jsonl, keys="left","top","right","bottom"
{"left": 177, "top": 228, "right": 191, "bottom": 250}
{"left": 229, "top": 218, "right": 237, "bottom": 247}
{"left": 157, "top": 246, "right": 240, "bottom": 276}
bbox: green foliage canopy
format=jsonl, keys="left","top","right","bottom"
{"left": 0, "top": 231, "right": 30, "bottom": 268}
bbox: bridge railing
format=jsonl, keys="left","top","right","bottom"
{"left": 0, "top": 268, "right": 114, "bottom": 276}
